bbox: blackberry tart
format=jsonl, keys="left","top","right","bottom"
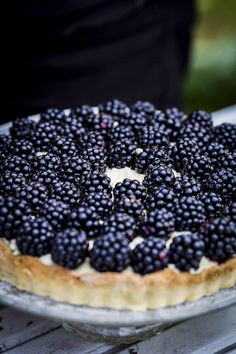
{"left": 0, "top": 102, "right": 236, "bottom": 311}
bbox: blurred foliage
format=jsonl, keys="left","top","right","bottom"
{"left": 185, "top": 0, "right": 236, "bottom": 112}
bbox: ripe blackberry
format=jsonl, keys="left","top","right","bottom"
{"left": 86, "top": 113, "right": 114, "bottom": 136}
{"left": 0, "top": 172, "right": 26, "bottom": 196}
{"left": 31, "top": 169, "right": 60, "bottom": 187}
{"left": 2, "top": 156, "right": 32, "bottom": 177}
{"left": 146, "top": 186, "right": 176, "bottom": 212}
{"left": 31, "top": 121, "right": 57, "bottom": 151}
{"left": 187, "top": 110, "right": 213, "bottom": 130}
{"left": 61, "top": 156, "right": 91, "bottom": 184}
{"left": 0, "top": 196, "right": 32, "bottom": 239}
{"left": 224, "top": 202, "right": 236, "bottom": 222}
{"left": 202, "top": 217, "right": 236, "bottom": 263}
{"left": 102, "top": 212, "right": 137, "bottom": 241}
{"left": 130, "top": 100, "right": 155, "bottom": 118}
{"left": 137, "top": 126, "right": 169, "bottom": 149}
{"left": 132, "top": 237, "right": 168, "bottom": 275}
{"left": 99, "top": 99, "right": 128, "bottom": 117}
{"left": 71, "top": 105, "right": 94, "bottom": 125}
{"left": 179, "top": 123, "right": 212, "bottom": 148}
{"left": 119, "top": 111, "right": 147, "bottom": 132}
{"left": 204, "top": 168, "right": 236, "bottom": 200}
{"left": 115, "top": 197, "right": 145, "bottom": 219}
{"left": 108, "top": 125, "right": 135, "bottom": 143}
{"left": 135, "top": 148, "right": 173, "bottom": 173}
{"left": 200, "top": 192, "right": 224, "bottom": 218}
{"left": 51, "top": 181, "right": 80, "bottom": 208}
{"left": 59, "top": 114, "right": 85, "bottom": 140}
{"left": 15, "top": 182, "right": 49, "bottom": 211}
{"left": 202, "top": 142, "right": 227, "bottom": 165}
{"left": 154, "top": 108, "right": 185, "bottom": 140}
{"left": 40, "top": 198, "right": 70, "bottom": 231}
{"left": 16, "top": 217, "right": 54, "bottom": 256}
{"left": 82, "top": 192, "right": 113, "bottom": 217}
{"left": 220, "top": 151, "right": 236, "bottom": 173}
{"left": 6, "top": 139, "right": 35, "bottom": 162}
{"left": 168, "top": 138, "right": 200, "bottom": 171}
{"left": 175, "top": 196, "right": 206, "bottom": 231}
{"left": 90, "top": 232, "right": 130, "bottom": 272}
{"left": 32, "top": 153, "right": 61, "bottom": 172}
{"left": 143, "top": 165, "right": 175, "bottom": 190}
{"left": 10, "top": 117, "right": 36, "bottom": 140}
{"left": 108, "top": 139, "right": 136, "bottom": 168}
{"left": 68, "top": 206, "right": 101, "bottom": 239}
{"left": 50, "top": 137, "right": 79, "bottom": 158}
{"left": 183, "top": 154, "right": 213, "bottom": 181}
{"left": 80, "top": 131, "right": 105, "bottom": 149}
{"left": 213, "top": 123, "right": 236, "bottom": 151}
{"left": 172, "top": 176, "right": 202, "bottom": 197}
{"left": 40, "top": 108, "right": 67, "bottom": 126}
{"left": 169, "top": 233, "right": 205, "bottom": 271}
{"left": 52, "top": 228, "right": 88, "bottom": 269}
{"left": 0, "top": 134, "right": 11, "bottom": 156}
{"left": 113, "top": 179, "right": 146, "bottom": 202}
{"left": 141, "top": 209, "right": 175, "bottom": 239}
{"left": 82, "top": 146, "right": 107, "bottom": 172}
{"left": 80, "top": 171, "right": 112, "bottom": 195}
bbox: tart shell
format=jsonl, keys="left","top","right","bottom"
{"left": 0, "top": 239, "right": 236, "bottom": 311}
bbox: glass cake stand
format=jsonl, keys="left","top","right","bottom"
{"left": 0, "top": 281, "right": 236, "bottom": 343}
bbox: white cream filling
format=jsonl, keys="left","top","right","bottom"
{"left": 105, "top": 167, "right": 145, "bottom": 188}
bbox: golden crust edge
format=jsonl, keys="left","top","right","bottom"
{"left": 0, "top": 239, "right": 236, "bottom": 311}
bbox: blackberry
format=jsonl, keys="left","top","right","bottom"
{"left": 187, "top": 110, "right": 213, "bottom": 130}
{"left": 168, "top": 138, "right": 200, "bottom": 171}
{"left": 202, "top": 217, "right": 236, "bottom": 263}
{"left": 32, "top": 169, "right": 60, "bottom": 187}
{"left": 108, "top": 125, "right": 135, "bottom": 143}
{"left": 132, "top": 237, "right": 168, "bottom": 274}
{"left": 50, "top": 137, "right": 79, "bottom": 158}
{"left": 172, "top": 176, "right": 202, "bottom": 197}
{"left": 135, "top": 148, "right": 173, "bottom": 173}
{"left": 10, "top": 117, "right": 36, "bottom": 140}
{"left": 51, "top": 181, "right": 80, "bottom": 208}
{"left": 52, "top": 228, "right": 88, "bottom": 269}
{"left": 183, "top": 154, "right": 213, "bottom": 181}
{"left": 119, "top": 111, "right": 147, "bottom": 132}
{"left": 108, "top": 139, "right": 136, "bottom": 168}
{"left": 59, "top": 114, "right": 85, "bottom": 140}
{"left": 2, "top": 156, "right": 31, "bottom": 177}
{"left": 102, "top": 212, "right": 137, "bottom": 241}
{"left": 146, "top": 186, "right": 176, "bottom": 212}
{"left": 204, "top": 168, "right": 236, "bottom": 200}
{"left": 80, "top": 171, "right": 112, "bottom": 195}
{"left": 137, "top": 126, "right": 169, "bottom": 149}
{"left": 16, "top": 217, "right": 54, "bottom": 256}
{"left": 32, "top": 153, "right": 61, "bottom": 172}
{"left": 169, "top": 233, "right": 205, "bottom": 271}
{"left": 71, "top": 105, "right": 94, "bottom": 125}
{"left": 61, "top": 156, "right": 91, "bottom": 184}
{"left": 224, "top": 202, "right": 236, "bottom": 222}
{"left": 202, "top": 142, "right": 227, "bottom": 165}
{"left": 90, "top": 232, "right": 130, "bottom": 272}
{"left": 154, "top": 108, "right": 185, "bottom": 140}
{"left": 40, "top": 198, "right": 70, "bottom": 231}
{"left": 86, "top": 113, "right": 114, "bottom": 136}
{"left": 40, "top": 108, "right": 67, "bottom": 126}
{"left": 0, "top": 172, "right": 26, "bottom": 196}
{"left": 200, "top": 192, "right": 224, "bottom": 218}
{"left": 143, "top": 165, "right": 175, "bottom": 190}
{"left": 0, "top": 134, "right": 11, "bottom": 156}
{"left": 130, "top": 100, "right": 155, "bottom": 118}
{"left": 220, "top": 151, "right": 236, "bottom": 173}
{"left": 115, "top": 197, "right": 145, "bottom": 219}
{"left": 141, "top": 209, "right": 175, "bottom": 239}
{"left": 68, "top": 206, "right": 101, "bottom": 239}
{"left": 82, "top": 192, "right": 113, "bottom": 217}
{"left": 6, "top": 139, "right": 35, "bottom": 162}
{"left": 15, "top": 182, "right": 48, "bottom": 211}
{"left": 179, "top": 123, "right": 212, "bottom": 148}
{"left": 175, "top": 196, "right": 206, "bottom": 231}
{"left": 82, "top": 146, "right": 107, "bottom": 172}
{"left": 99, "top": 99, "right": 128, "bottom": 117}
{"left": 31, "top": 121, "right": 58, "bottom": 151}
{"left": 80, "top": 131, "right": 105, "bottom": 149}
{"left": 113, "top": 179, "right": 146, "bottom": 202}
{"left": 213, "top": 123, "right": 236, "bottom": 151}
{"left": 0, "top": 196, "right": 32, "bottom": 239}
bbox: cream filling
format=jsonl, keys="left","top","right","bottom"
{"left": 105, "top": 167, "right": 145, "bottom": 188}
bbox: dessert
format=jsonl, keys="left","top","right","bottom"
{"left": 0, "top": 100, "right": 235, "bottom": 311}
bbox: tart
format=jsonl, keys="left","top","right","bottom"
{"left": 0, "top": 101, "right": 235, "bottom": 311}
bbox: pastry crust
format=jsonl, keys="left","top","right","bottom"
{"left": 0, "top": 239, "right": 236, "bottom": 311}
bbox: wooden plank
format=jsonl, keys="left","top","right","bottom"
{"left": 120, "top": 304, "right": 236, "bottom": 354}
{"left": 0, "top": 307, "right": 59, "bottom": 352}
